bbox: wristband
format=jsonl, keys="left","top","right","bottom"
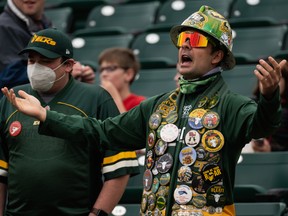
{"left": 90, "top": 208, "right": 108, "bottom": 216}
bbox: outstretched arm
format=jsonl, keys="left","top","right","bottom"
{"left": 254, "top": 56, "right": 286, "bottom": 99}
{"left": 1, "top": 87, "right": 47, "bottom": 122}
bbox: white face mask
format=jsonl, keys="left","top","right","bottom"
{"left": 27, "top": 61, "right": 66, "bottom": 92}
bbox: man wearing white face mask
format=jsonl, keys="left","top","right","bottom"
{"left": 0, "top": 28, "right": 139, "bottom": 216}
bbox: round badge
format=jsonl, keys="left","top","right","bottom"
{"left": 191, "top": 174, "right": 208, "bottom": 194}
{"left": 179, "top": 146, "right": 197, "bottom": 166}
{"left": 208, "top": 94, "right": 220, "bottom": 109}
{"left": 188, "top": 108, "right": 207, "bottom": 129}
{"left": 206, "top": 185, "right": 225, "bottom": 207}
{"left": 147, "top": 130, "right": 156, "bottom": 149}
{"left": 202, "top": 111, "right": 220, "bottom": 129}
{"left": 149, "top": 112, "right": 162, "bottom": 130}
{"left": 202, "top": 130, "right": 224, "bottom": 152}
{"left": 156, "top": 124, "right": 165, "bottom": 138}
{"left": 156, "top": 196, "right": 166, "bottom": 210}
{"left": 160, "top": 173, "right": 170, "bottom": 186}
{"left": 173, "top": 185, "right": 193, "bottom": 205}
{"left": 156, "top": 153, "right": 173, "bottom": 173}
{"left": 151, "top": 177, "right": 160, "bottom": 193}
{"left": 177, "top": 166, "right": 192, "bottom": 182}
{"left": 147, "top": 193, "right": 156, "bottom": 211}
{"left": 160, "top": 124, "right": 179, "bottom": 142}
{"left": 198, "top": 96, "right": 209, "bottom": 108}
{"left": 201, "top": 163, "right": 223, "bottom": 185}
{"left": 192, "top": 194, "right": 207, "bottom": 208}
{"left": 206, "top": 152, "right": 221, "bottom": 164}
{"left": 143, "top": 169, "right": 153, "bottom": 191}
{"left": 146, "top": 150, "right": 155, "bottom": 169}
{"left": 185, "top": 130, "right": 201, "bottom": 147}
{"left": 154, "top": 139, "right": 168, "bottom": 156}
{"left": 9, "top": 121, "right": 22, "bottom": 137}
{"left": 166, "top": 110, "right": 178, "bottom": 124}
{"left": 195, "top": 147, "right": 207, "bottom": 161}
{"left": 141, "top": 194, "right": 148, "bottom": 213}
{"left": 157, "top": 185, "right": 169, "bottom": 197}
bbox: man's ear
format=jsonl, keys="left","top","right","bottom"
{"left": 212, "top": 50, "right": 224, "bottom": 65}
{"left": 65, "top": 59, "right": 75, "bottom": 72}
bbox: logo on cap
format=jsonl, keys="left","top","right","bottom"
{"left": 31, "top": 34, "right": 56, "bottom": 46}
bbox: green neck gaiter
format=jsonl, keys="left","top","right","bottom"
{"left": 179, "top": 74, "right": 218, "bottom": 94}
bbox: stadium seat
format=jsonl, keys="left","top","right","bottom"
{"left": 232, "top": 25, "right": 287, "bottom": 64}
{"left": 71, "top": 34, "right": 133, "bottom": 68}
{"left": 73, "top": 1, "right": 160, "bottom": 37}
{"left": 45, "top": 0, "right": 105, "bottom": 32}
{"left": 236, "top": 152, "right": 288, "bottom": 190}
{"left": 130, "top": 31, "right": 178, "bottom": 69}
{"left": 235, "top": 202, "right": 287, "bottom": 216}
{"left": 131, "top": 68, "right": 177, "bottom": 98}
{"left": 222, "top": 64, "right": 257, "bottom": 98}
{"left": 151, "top": 0, "right": 233, "bottom": 31}
{"left": 45, "top": 7, "right": 73, "bottom": 33}
{"left": 230, "top": 0, "right": 288, "bottom": 27}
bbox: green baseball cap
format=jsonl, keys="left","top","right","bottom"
{"left": 20, "top": 28, "right": 73, "bottom": 59}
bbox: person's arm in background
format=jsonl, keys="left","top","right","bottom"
{"left": 89, "top": 175, "right": 129, "bottom": 215}
{"left": 100, "top": 80, "right": 127, "bottom": 113}
{"left": 72, "top": 61, "right": 95, "bottom": 84}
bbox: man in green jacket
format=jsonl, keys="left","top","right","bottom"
{"left": 0, "top": 28, "right": 139, "bottom": 216}
{"left": 2, "top": 5, "right": 286, "bottom": 216}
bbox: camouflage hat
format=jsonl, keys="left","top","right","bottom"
{"left": 20, "top": 28, "right": 73, "bottom": 59}
{"left": 170, "top": 5, "right": 235, "bottom": 70}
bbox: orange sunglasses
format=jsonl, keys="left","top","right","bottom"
{"left": 177, "top": 31, "right": 209, "bottom": 48}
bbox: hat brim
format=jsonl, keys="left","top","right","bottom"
{"left": 19, "top": 47, "right": 61, "bottom": 59}
{"left": 170, "top": 25, "right": 235, "bottom": 70}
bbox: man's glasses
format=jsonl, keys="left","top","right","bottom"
{"left": 177, "top": 31, "right": 209, "bottom": 48}
{"left": 99, "top": 65, "right": 127, "bottom": 73}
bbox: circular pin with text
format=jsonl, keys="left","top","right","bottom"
{"left": 9, "top": 121, "right": 22, "bottom": 137}
{"left": 143, "top": 169, "right": 153, "bottom": 191}
{"left": 179, "top": 146, "right": 197, "bottom": 166}
{"left": 156, "top": 153, "right": 173, "bottom": 173}
{"left": 149, "top": 112, "right": 162, "bottom": 130}
{"left": 185, "top": 129, "right": 201, "bottom": 147}
{"left": 188, "top": 108, "right": 207, "bottom": 129}
{"left": 160, "top": 123, "right": 179, "bottom": 142}
{"left": 154, "top": 139, "right": 168, "bottom": 156}
{"left": 147, "top": 130, "right": 156, "bottom": 149}
{"left": 202, "top": 130, "right": 224, "bottom": 152}
{"left": 202, "top": 111, "right": 220, "bottom": 129}
{"left": 173, "top": 185, "right": 193, "bottom": 205}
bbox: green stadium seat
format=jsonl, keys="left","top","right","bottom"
{"left": 71, "top": 34, "right": 133, "bottom": 68}
{"left": 151, "top": 0, "right": 233, "bottom": 31}
{"left": 131, "top": 68, "right": 177, "bottom": 98}
{"left": 45, "top": 7, "right": 73, "bottom": 33}
{"left": 236, "top": 152, "right": 288, "bottom": 189}
{"left": 222, "top": 64, "right": 257, "bottom": 98}
{"left": 230, "top": 0, "right": 288, "bottom": 27}
{"left": 130, "top": 31, "right": 178, "bottom": 69}
{"left": 45, "top": 0, "right": 105, "bottom": 32}
{"left": 235, "top": 202, "right": 287, "bottom": 216}
{"left": 232, "top": 25, "right": 287, "bottom": 64}
{"left": 73, "top": 1, "right": 160, "bottom": 37}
